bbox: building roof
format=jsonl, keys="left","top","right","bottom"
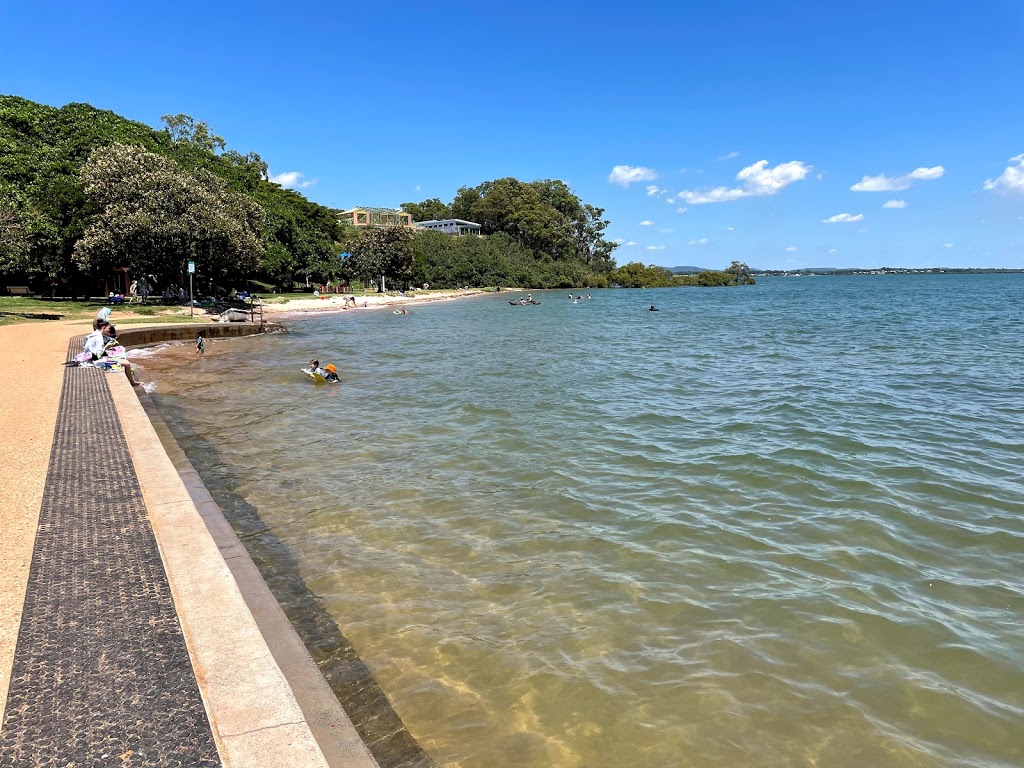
{"left": 338, "top": 206, "right": 407, "bottom": 215}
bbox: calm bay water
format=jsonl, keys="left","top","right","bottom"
{"left": 141, "top": 275, "right": 1024, "bottom": 768}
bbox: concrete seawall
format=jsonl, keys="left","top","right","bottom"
{"left": 116, "top": 320, "right": 285, "bottom": 347}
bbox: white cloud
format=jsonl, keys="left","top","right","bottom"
{"left": 625, "top": 241, "right": 637, "bottom": 246}
{"left": 666, "top": 197, "right": 675, "bottom": 204}
{"left": 645, "top": 245, "right": 666, "bottom": 251}
{"left": 856, "top": 228, "right": 869, "bottom": 234}
{"left": 609, "top": 165, "right": 658, "bottom": 187}
{"left": 726, "top": 226, "right": 735, "bottom": 231}
{"left": 943, "top": 242, "right": 954, "bottom": 248}
{"left": 828, "top": 248, "right": 838, "bottom": 255}
{"left": 640, "top": 220, "right": 654, "bottom": 226}
{"left": 645, "top": 185, "right": 665, "bottom": 197}
{"left": 675, "top": 207, "right": 688, "bottom": 214}
{"left": 613, "top": 238, "right": 626, "bottom": 244}
{"left": 678, "top": 159, "right": 812, "bottom": 204}
{"left": 983, "top": 154, "right": 1024, "bottom": 193}
{"left": 785, "top": 246, "right": 797, "bottom": 252}
{"left": 882, "top": 200, "right": 907, "bottom": 208}
{"left": 270, "top": 170, "right": 318, "bottom": 189}
{"left": 717, "top": 151, "right": 739, "bottom": 160}
{"left": 415, "top": 184, "right": 422, "bottom": 191}
{"left": 851, "top": 165, "right": 944, "bottom": 192}
{"left": 823, "top": 212, "right": 864, "bottom": 224}
{"left": 659, "top": 228, "right": 673, "bottom": 233}
{"left": 688, "top": 238, "right": 709, "bottom": 246}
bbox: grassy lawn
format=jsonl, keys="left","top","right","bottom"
{"left": 0, "top": 296, "right": 213, "bottom": 326}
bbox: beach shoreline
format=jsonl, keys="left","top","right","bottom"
{"left": 255, "top": 287, "right": 492, "bottom": 318}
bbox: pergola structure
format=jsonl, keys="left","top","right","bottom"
{"left": 336, "top": 206, "right": 415, "bottom": 228}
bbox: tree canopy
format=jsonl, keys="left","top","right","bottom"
{"left": 0, "top": 95, "right": 341, "bottom": 293}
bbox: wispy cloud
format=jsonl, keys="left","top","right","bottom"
{"left": 675, "top": 207, "right": 688, "bottom": 214}
{"left": 646, "top": 185, "right": 665, "bottom": 197}
{"left": 716, "top": 151, "right": 740, "bottom": 161}
{"left": 851, "top": 166, "right": 944, "bottom": 192}
{"left": 640, "top": 220, "right": 654, "bottom": 226}
{"left": 609, "top": 165, "right": 657, "bottom": 187}
{"left": 688, "top": 238, "right": 709, "bottom": 246}
{"left": 415, "top": 184, "right": 422, "bottom": 191}
{"left": 270, "top": 170, "right": 318, "bottom": 189}
{"left": 645, "top": 245, "right": 666, "bottom": 251}
{"left": 625, "top": 241, "right": 637, "bottom": 246}
{"left": 882, "top": 200, "right": 907, "bottom": 208}
{"left": 943, "top": 242, "right": 954, "bottom": 248}
{"left": 665, "top": 197, "right": 676, "bottom": 204}
{"left": 823, "top": 212, "right": 864, "bottom": 224}
{"left": 785, "top": 246, "right": 797, "bottom": 252}
{"left": 983, "top": 154, "right": 1024, "bottom": 193}
{"left": 828, "top": 248, "right": 838, "bottom": 255}
{"left": 659, "top": 228, "right": 673, "bottom": 233}
{"left": 678, "top": 160, "right": 812, "bottom": 204}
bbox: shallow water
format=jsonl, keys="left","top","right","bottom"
{"left": 141, "top": 275, "right": 1024, "bottom": 768}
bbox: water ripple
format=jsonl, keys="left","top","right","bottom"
{"left": 146, "top": 275, "right": 1024, "bottom": 768}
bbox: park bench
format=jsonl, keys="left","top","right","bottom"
{"left": 5, "top": 285, "right": 33, "bottom": 296}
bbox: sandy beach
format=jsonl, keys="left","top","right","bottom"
{"left": 255, "top": 288, "right": 490, "bottom": 317}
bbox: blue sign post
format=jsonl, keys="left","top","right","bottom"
{"left": 188, "top": 261, "right": 195, "bottom": 317}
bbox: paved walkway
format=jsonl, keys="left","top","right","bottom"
{"left": 0, "top": 343, "right": 220, "bottom": 766}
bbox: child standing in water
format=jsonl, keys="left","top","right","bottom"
{"left": 196, "top": 332, "right": 205, "bottom": 354}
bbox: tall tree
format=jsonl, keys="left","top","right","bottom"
{"left": 161, "top": 114, "right": 226, "bottom": 153}
{"left": 345, "top": 225, "right": 414, "bottom": 292}
{"left": 75, "top": 144, "right": 265, "bottom": 286}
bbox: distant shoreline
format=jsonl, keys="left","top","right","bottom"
{"left": 750, "top": 268, "right": 1024, "bottom": 277}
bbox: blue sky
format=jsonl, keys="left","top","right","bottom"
{"left": 2, "top": 0, "right": 1023, "bottom": 269}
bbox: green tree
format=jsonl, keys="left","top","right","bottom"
{"left": 161, "top": 113, "right": 226, "bottom": 153}
{"left": 400, "top": 197, "right": 452, "bottom": 222}
{"left": 725, "top": 260, "right": 755, "bottom": 285}
{"left": 346, "top": 225, "right": 414, "bottom": 292}
{"left": 75, "top": 144, "right": 265, "bottom": 287}
{"left": 0, "top": 186, "right": 30, "bottom": 273}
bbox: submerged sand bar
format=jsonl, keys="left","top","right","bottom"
{"left": 0, "top": 319, "right": 380, "bottom": 766}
